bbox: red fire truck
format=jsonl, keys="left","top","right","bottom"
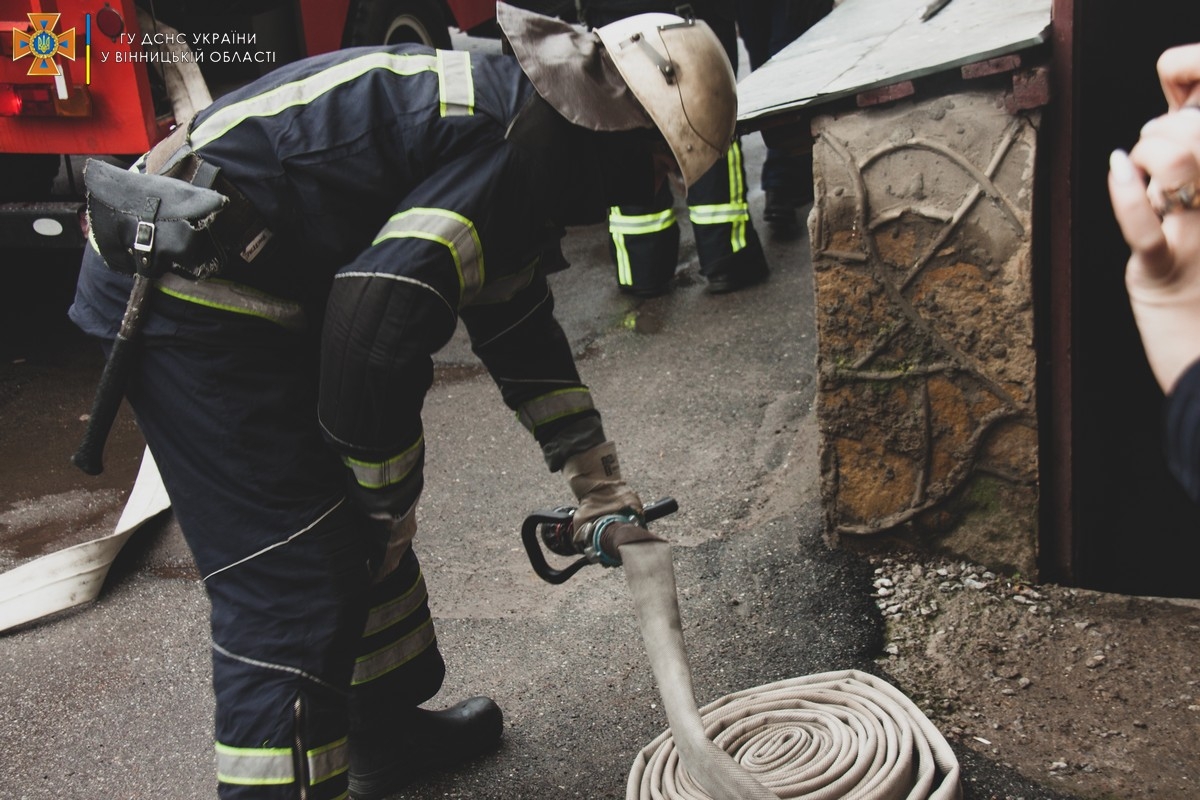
{"left": 0, "top": 0, "right": 560, "bottom": 250}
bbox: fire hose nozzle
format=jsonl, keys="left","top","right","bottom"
{"left": 578, "top": 511, "right": 644, "bottom": 568}
{"left": 521, "top": 497, "right": 678, "bottom": 584}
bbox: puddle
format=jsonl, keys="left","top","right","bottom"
{"left": 621, "top": 307, "right": 665, "bottom": 335}
{"left": 0, "top": 488, "right": 124, "bottom": 568}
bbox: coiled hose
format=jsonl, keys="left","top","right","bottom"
{"left": 619, "top": 539, "right": 962, "bottom": 800}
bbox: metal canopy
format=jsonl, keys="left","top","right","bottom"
{"left": 736, "top": 0, "right": 1053, "bottom": 126}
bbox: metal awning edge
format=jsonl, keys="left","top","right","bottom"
{"left": 738, "top": 25, "right": 1049, "bottom": 126}
{"left": 736, "top": 0, "right": 1053, "bottom": 127}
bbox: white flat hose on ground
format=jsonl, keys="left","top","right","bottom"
{"left": 620, "top": 540, "right": 963, "bottom": 800}
{"left": 0, "top": 448, "right": 171, "bottom": 633}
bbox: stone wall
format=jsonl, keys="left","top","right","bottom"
{"left": 809, "top": 90, "right": 1041, "bottom": 577}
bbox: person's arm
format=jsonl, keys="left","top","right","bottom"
{"left": 460, "top": 271, "right": 643, "bottom": 530}
{"left": 319, "top": 235, "right": 455, "bottom": 522}
{"left": 1165, "top": 360, "right": 1200, "bottom": 504}
{"left": 321, "top": 144, "right": 642, "bottom": 542}
{"left": 1158, "top": 43, "right": 1200, "bottom": 112}
{"left": 1109, "top": 43, "right": 1200, "bottom": 501}
{"left": 1108, "top": 45, "right": 1200, "bottom": 394}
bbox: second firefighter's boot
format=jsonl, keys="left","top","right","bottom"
{"left": 348, "top": 696, "right": 504, "bottom": 800}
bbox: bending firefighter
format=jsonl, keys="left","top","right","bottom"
{"left": 68, "top": 5, "right": 737, "bottom": 800}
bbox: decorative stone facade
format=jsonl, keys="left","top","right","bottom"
{"left": 809, "top": 90, "right": 1041, "bottom": 576}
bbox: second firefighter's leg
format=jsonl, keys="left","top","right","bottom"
{"left": 607, "top": 183, "right": 682, "bottom": 297}
{"left": 689, "top": 140, "right": 770, "bottom": 294}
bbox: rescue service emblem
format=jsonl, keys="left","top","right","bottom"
{"left": 12, "top": 13, "right": 77, "bottom": 77}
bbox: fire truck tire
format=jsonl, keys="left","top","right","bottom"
{"left": 346, "top": 0, "right": 454, "bottom": 50}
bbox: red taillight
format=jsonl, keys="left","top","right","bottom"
{"left": 0, "top": 83, "right": 52, "bottom": 116}
{"left": 0, "top": 84, "right": 22, "bottom": 116}
{"left": 0, "top": 83, "right": 92, "bottom": 117}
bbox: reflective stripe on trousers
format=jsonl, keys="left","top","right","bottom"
{"left": 216, "top": 737, "right": 348, "bottom": 793}
{"left": 352, "top": 566, "right": 437, "bottom": 686}
{"left": 209, "top": 547, "right": 443, "bottom": 800}
{"left": 606, "top": 141, "right": 754, "bottom": 288}
{"left": 687, "top": 141, "right": 750, "bottom": 258}
{"left": 609, "top": 206, "right": 676, "bottom": 288}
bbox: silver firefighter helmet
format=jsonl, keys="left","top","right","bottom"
{"left": 497, "top": 2, "right": 737, "bottom": 189}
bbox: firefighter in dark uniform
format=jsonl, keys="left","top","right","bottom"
{"left": 68, "top": 5, "right": 737, "bottom": 799}
{"left": 580, "top": 0, "right": 770, "bottom": 295}
{"left": 737, "top": 0, "right": 832, "bottom": 234}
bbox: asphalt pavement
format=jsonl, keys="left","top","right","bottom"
{"left": 0, "top": 119, "right": 1081, "bottom": 800}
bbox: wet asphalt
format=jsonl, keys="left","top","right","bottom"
{"left": 0, "top": 39, "right": 1080, "bottom": 800}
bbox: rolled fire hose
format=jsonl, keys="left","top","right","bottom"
{"left": 618, "top": 539, "right": 963, "bottom": 800}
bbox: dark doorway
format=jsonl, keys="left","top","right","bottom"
{"left": 1062, "top": 3, "right": 1200, "bottom": 597}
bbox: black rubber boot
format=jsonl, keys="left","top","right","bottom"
{"left": 348, "top": 696, "right": 504, "bottom": 800}
{"left": 703, "top": 243, "right": 770, "bottom": 295}
{"left": 764, "top": 190, "right": 800, "bottom": 237}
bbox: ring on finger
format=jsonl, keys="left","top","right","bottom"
{"left": 1153, "top": 180, "right": 1200, "bottom": 215}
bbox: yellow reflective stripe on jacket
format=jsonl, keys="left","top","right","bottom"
{"left": 215, "top": 743, "right": 293, "bottom": 786}
{"left": 191, "top": 52, "right": 441, "bottom": 149}
{"left": 352, "top": 618, "right": 437, "bottom": 685}
{"left": 155, "top": 273, "right": 307, "bottom": 331}
{"left": 374, "top": 208, "right": 484, "bottom": 306}
{"left": 343, "top": 435, "right": 423, "bottom": 490}
{"left": 363, "top": 569, "right": 429, "bottom": 637}
{"left": 516, "top": 387, "right": 595, "bottom": 433}
{"left": 436, "top": 49, "right": 474, "bottom": 116}
{"left": 308, "top": 737, "right": 349, "bottom": 786}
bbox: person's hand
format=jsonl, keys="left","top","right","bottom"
{"left": 1158, "top": 44, "right": 1200, "bottom": 111}
{"left": 365, "top": 508, "right": 417, "bottom": 581}
{"left": 1108, "top": 44, "right": 1200, "bottom": 394}
{"left": 562, "top": 441, "right": 643, "bottom": 529}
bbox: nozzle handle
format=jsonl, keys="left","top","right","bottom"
{"left": 520, "top": 497, "right": 678, "bottom": 584}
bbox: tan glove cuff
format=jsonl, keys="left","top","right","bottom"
{"left": 367, "top": 507, "right": 417, "bottom": 584}
{"left": 563, "top": 441, "right": 644, "bottom": 526}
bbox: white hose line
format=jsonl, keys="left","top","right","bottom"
{"left": 622, "top": 539, "right": 777, "bottom": 800}
{"left": 0, "top": 448, "right": 171, "bottom": 633}
{"left": 620, "top": 540, "right": 962, "bottom": 800}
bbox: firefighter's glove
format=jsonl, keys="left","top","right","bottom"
{"left": 563, "top": 441, "right": 644, "bottom": 555}
{"left": 344, "top": 471, "right": 421, "bottom": 582}
{"left": 364, "top": 507, "right": 417, "bottom": 584}
{"left": 563, "top": 441, "right": 643, "bottom": 523}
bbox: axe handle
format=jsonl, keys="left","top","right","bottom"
{"left": 72, "top": 273, "right": 153, "bottom": 476}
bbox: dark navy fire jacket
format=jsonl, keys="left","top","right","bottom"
{"left": 70, "top": 44, "right": 603, "bottom": 517}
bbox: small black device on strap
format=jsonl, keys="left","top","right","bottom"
{"left": 72, "top": 125, "right": 232, "bottom": 475}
